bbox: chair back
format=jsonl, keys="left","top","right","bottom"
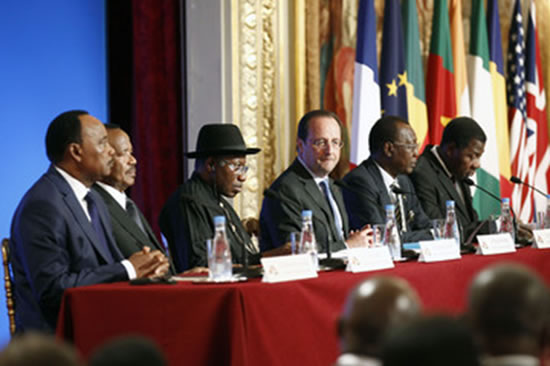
{"left": 1, "top": 238, "right": 15, "bottom": 336}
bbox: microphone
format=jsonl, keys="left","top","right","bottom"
{"left": 391, "top": 186, "right": 415, "bottom": 196}
{"left": 263, "top": 188, "right": 345, "bottom": 269}
{"left": 510, "top": 176, "right": 548, "bottom": 197}
{"left": 463, "top": 178, "right": 518, "bottom": 243}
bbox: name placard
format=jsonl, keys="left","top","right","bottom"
{"left": 532, "top": 229, "right": 550, "bottom": 249}
{"left": 418, "top": 239, "right": 461, "bottom": 262}
{"left": 261, "top": 254, "right": 318, "bottom": 283}
{"left": 476, "top": 233, "right": 516, "bottom": 255}
{"left": 345, "top": 247, "right": 394, "bottom": 273}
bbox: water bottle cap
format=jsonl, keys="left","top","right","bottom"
{"left": 446, "top": 200, "right": 455, "bottom": 207}
{"left": 301, "top": 210, "right": 313, "bottom": 218}
{"left": 385, "top": 204, "right": 395, "bottom": 211}
{"left": 501, "top": 197, "right": 510, "bottom": 203}
{"left": 213, "top": 216, "right": 226, "bottom": 225}
{"left": 547, "top": 194, "right": 550, "bottom": 199}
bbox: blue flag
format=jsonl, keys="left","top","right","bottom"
{"left": 380, "top": 0, "right": 408, "bottom": 118}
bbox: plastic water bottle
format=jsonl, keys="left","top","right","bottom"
{"left": 544, "top": 194, "right": 550, "bottom": 229}
{"left": 444, "top": 200, "right": 461, "bottom": 248}
{"left": 299, "top": 210, "right": 319, "bottom": 270}
{"left": 383, "top": 204, "right": 402, "bottom": 260}
{"left": 499, "top": 198, "right": 515, "bottom": 242}
{"left": 210, "top": 216, "right": 232, "bottom": 281}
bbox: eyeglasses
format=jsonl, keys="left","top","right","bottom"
{"left": 309, "top": 138, "right": 344, "bottom": 150}
{"left": 392, "top": 142, "right": 418, "bottom": 152}
{"left": 218, "top": 159, "right": 249, "bottom": 175}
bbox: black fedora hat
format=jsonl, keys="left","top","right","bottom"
{"left": 185, "top": 123, "right": 261, "bottom": 158}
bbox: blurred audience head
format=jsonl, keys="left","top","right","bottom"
{"left": 0, "top": 332, "right": 82, "bottom": 366}
{"left": 338, "top": 275, "right": 421, "bottom": 358}
{"left": 382, "top": 315, "right": 480, "bottom": 366}
{"left": 467, "top": 263, "right": 550, "bottom": 358}
{"left": 88, "top": 335, "right": 167, "bottom": 366}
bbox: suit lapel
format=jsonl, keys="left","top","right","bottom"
{"left": 94, "top": 185, "right": 162, "bottom": 251}
{"left": 426, "top": 151, "right": 471, "bottom": 220}
{"left": 48, "top": 168, "right": 117, "bottom": 263}
{"left": 365, "top": 159, "right": 393, "bottom": 211}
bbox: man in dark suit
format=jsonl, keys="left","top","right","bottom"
{"left": 260, "top": 109, "right": 369, "bottom": 254}
{"left": 10, "top": 110, "right": 169, "bottom": 332}
{"left": 342, "top": 116, "right": 432, "bottom": 243}
{"left": 410, "top": 117, "right": 489, "bottom": 244}
{"left": 93, "top": 125, "right": 172, "bottom": 273}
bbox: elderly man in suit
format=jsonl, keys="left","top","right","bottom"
{"left": 92, "top": 124, "right": 173, "bottom": 273}
{"left": 10, "top": 110, "right": 169, "bottom": 332}
{"left": 341, "top": 115, "right": 433, "bottom": 243}
{"left": 259, "top": 109, "right": 370, "bottom": 255}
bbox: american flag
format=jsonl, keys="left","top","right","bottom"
{"left": 526, "top": 2, "right": 550, "bottom": 215}
{"left": 507, "top": 0, "right": 535, "bottom": 222}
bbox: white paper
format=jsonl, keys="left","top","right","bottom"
{"left": 418, "top": 239, "right": 461, "bottom": 262}
{"left": 532, "top": 229, "right": 550, "bottom": 249}
{"left": 476, "top": 233, "right": 516, "bottom": 255}
{"left": 345, "top": 247, "right": 394, "bottom": 273}
{"left": 261, "top": 254, "right": 318, "bottom": 283}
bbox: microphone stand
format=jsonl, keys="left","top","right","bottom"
{"left": 463, "top": 178, "right": 519, "bottom": 245}
{"left": 510, "top": 176, "right": 548, "bottom": 197}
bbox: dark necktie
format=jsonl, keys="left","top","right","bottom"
{"left": 390, "top": 183, "right": 405, "bottom": 232}
{"left": 85, "top": 192, "right": 114, "bottom": 263}
{"left": 126, "top": 198, "right": 146, "bottom": 234}
{"left": 320, "top": 180, "right": 344, "bottom": 240}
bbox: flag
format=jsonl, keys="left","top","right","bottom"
{"left": 426, "top": 0, "right": 456, "bottom": 144}
{"left": 402, "top": 0, "right": 428, "bottom": 150}
{"left": 350, "top": 0, "right": 380, "bottom": 164}
{"left": 487, "top": 0, "right": 513, "bottom": 201}
{"left": 449, "top": 0, "right": 470, "bottom": 117}
{"left": 507, "top": 0, "right": 534, "bottom": 222}
{"left": 380, "top": 0, "right": 408, "bottom": 119}
{"left": 468, "top": 0, "right": 501, "bottom": 219}
{"left": 526, "top": 2, "right": 550, "bottom": 214}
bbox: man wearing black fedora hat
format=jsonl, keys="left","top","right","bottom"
{"left": 158, "top": 123, "right": 261, "bottom": 273}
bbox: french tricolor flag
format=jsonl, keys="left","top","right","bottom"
{"left": 350, "top": 0, "right": 380, "bottom": 165}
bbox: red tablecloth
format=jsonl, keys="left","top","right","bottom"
{"left": 56, "top": 247, "right": 550, "bottom": 366}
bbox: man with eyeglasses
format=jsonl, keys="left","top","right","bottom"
{"left": 260, "top": 109, "right": 370, "bottom": 255}
{"left": 341, "top": 115, "right": 433, "bottom": 243}
{"left": 159, "top": 124, "right": 261, "bottom": 273}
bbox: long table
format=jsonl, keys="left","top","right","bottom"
{"left": 56, "top": 247, "right": 550, "bottom": 366}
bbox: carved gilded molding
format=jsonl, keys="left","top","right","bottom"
{"left": 231, "top": 0, "right": 277, "bottom": 220}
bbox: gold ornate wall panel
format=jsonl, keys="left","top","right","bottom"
{"left": 232, "top": 0, "right": 289, "bottom": 219}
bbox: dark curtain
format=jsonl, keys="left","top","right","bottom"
{"left": 107, "top": 0, "right": 185, "bottom": 238}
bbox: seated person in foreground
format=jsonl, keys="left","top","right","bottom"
{"left": 336, "top": 275, "right": 422, "bottom": 366}
{"left": 466, "top": 263, "right": 550, "bottom": 366}
{"left": 159, "top": 124, "right": 261, "bottom": 273}
{"left": 382, "top": 315, "right": 480, "bottom": 366}
{"left": 342, "top": 115, "right": 432, "bottom": 243}
{"left": 259, "top": 110, "right": 370, "bottom": 255}
{"left": 410, "top": 117, "right": 490, "bottom": 245}
{"left": 93, "top": 124, "right": 174, "bottom": 273}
